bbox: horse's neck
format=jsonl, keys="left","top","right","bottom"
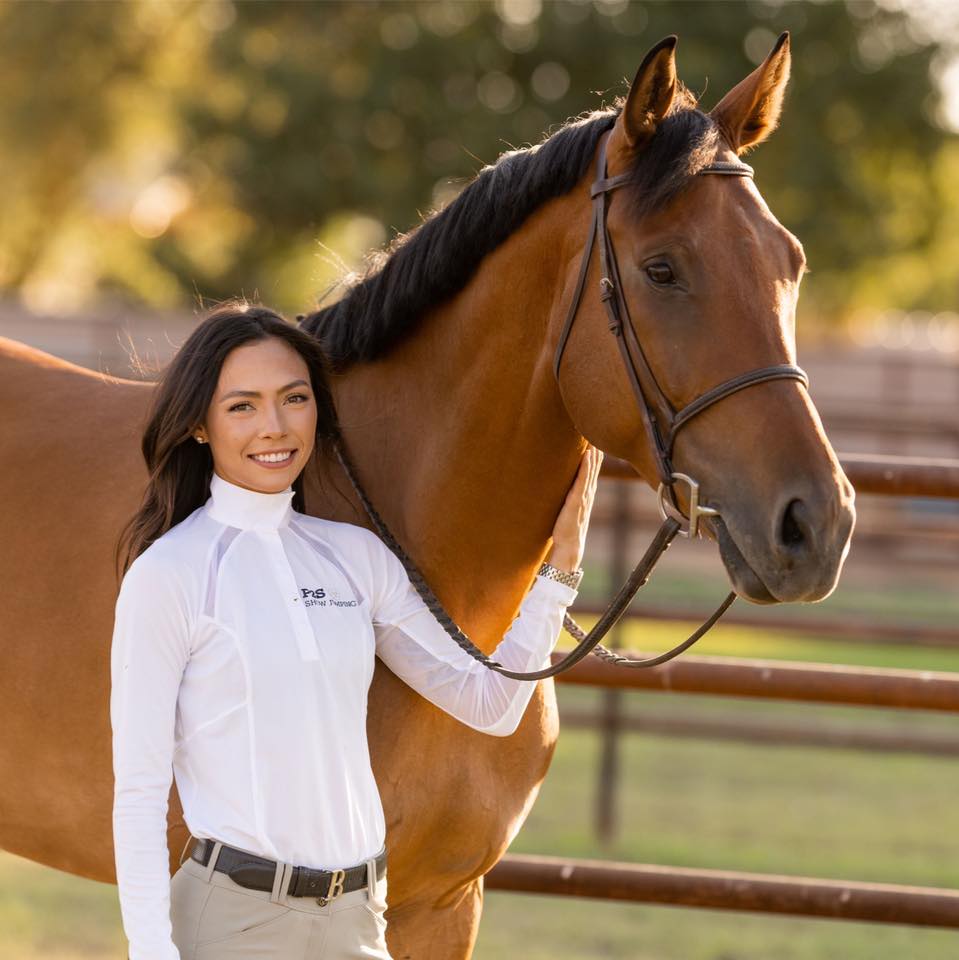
{"left": 327, "top": 192, "right": 586, "bottom": 647}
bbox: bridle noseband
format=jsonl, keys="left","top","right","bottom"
{"left": 554, "top": 129, "right": 809, "bottom": 538}
{"left": 327, "top": 128, "right": 812, "bottom": 681}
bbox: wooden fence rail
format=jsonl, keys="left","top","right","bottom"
{"left": 553, "top": 651, "right": 959, "bottom": 712}
{"left": 559, "top": 707, "right": 959, "bottom": 757}
{"left": 601, "top": 452, "right": 959, "bottom": 500}
{"left": 485, "top": 855, "right": 959, "bottom": 929}
{"left": 573, "top": 602, "right": 959, "bottom": 649}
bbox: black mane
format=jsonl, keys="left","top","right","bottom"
{"left": 300, "top": 88, "right": 719, "bottom": 370}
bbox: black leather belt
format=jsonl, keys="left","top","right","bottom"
{"left": 190, "top": 837, "right": 386, "bottom": 905}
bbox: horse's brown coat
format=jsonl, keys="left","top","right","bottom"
{"left": 0, "top": 36, "right": 854, "bottom": 959}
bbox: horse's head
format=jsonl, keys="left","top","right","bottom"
{"left": 553, "top": 34, "right": 855, "bottom": 604}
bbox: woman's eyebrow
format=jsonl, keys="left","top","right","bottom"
{"left": 218, "top": 379, "right": 310, "bottom": 402}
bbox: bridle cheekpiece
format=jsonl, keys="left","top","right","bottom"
{"left": 553, "top": 129, "right": 808, "bottom": 539}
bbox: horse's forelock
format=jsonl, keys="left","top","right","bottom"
{"left": 622, "top": 91, "right": 724, "bottom": 220}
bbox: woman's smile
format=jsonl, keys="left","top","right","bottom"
{"left": 248, "top": 448, "right": 297, "bottom": 468}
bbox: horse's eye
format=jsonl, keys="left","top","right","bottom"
{"left": 645, "top": 262, "right": 675, "bottom": 285}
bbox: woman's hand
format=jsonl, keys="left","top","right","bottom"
{"left": 546, "top": 445, "right": 604, "bottom": 574}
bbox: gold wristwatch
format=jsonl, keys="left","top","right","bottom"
{"left": 537, "top": 561, "right": 583, "bottom": 590}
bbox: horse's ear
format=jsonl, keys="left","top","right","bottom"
{"left": 710, "top": 32, "right": 791, "bottom": 155}
{"left": 620, "top": 35, "right": 677, "bottom": 149}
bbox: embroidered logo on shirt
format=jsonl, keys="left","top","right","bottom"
{"left": 300, "top": 586, "right": 358, "bottom": 608}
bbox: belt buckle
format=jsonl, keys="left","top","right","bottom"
{"left": 316, "top": 868, "right": 346, "bottom": 906}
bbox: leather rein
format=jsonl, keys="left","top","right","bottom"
{"left": 322, "top": 129, "right": 809, "bottom": 681}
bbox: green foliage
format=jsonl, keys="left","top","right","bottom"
{"left": 1, "top": 1, "right": 954, "bottom": 326}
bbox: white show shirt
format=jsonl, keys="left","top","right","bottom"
{"left": 111, "top": 469, "right": 577, "bottom": 960}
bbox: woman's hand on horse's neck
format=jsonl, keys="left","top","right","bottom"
{"left": 546, "top": 445, "right": 603, "bottom": 573}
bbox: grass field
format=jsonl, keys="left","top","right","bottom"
{"left": 3, "top": 618, "right": 958, "bottom": 959}
{"left": 473, "top": 613, "right": 959, "bottom": 958}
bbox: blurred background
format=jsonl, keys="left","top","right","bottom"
{"left": 3, "top": 1, "right": 959, "bottom": 958}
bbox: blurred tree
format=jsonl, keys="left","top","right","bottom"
{"left": 0, "top": 0, "right": 955, "bottom": 330}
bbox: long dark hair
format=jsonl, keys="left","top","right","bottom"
{"left": 114, "top": 301, "right": 339, "bottom": 581}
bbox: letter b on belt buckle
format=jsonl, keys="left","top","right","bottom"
{"left": 317, "top": 869, "right": 345, "bottom": 906}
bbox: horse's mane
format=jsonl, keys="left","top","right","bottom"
{"left": 300, "top": 84, "right": 719, "bottom": 370}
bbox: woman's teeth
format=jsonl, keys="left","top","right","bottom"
{"left": 250, "top": 451, "right": 294, "bottom": 463}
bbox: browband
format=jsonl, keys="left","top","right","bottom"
{"left": 701, "top": 160, "right": 754, "bottom": 177}
{"left": 590, "top": 157, "right": 754, "bottom": 199}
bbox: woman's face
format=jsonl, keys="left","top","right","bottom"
{"left": 195, "top": 336, "right": 318, "bottom": 494}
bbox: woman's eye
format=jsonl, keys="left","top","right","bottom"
{"left": 645, "top": 262, "right": 676, "bottom": 285}
{"left": 228, "top": 394, "right": 309, "bottom": 413}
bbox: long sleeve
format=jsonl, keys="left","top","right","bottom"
{"left": 110, "top": 552, "right": 194, "bottom": 960}
{"left": 368, "top": 539, "right": 577, "bottom": 736}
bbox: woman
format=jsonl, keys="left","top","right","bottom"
{"left": 110, "top": 301, "right": 602, "bottom": 960}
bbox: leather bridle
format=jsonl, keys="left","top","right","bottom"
{"left": 554, "top": 129, "right": 809, "bottom": 537}
{"left": 326, "top": 127, "right": 811, "bottom": 682}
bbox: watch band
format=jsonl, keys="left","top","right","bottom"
{"left": 537, "top": 561, "right": 583, "bottom": 591}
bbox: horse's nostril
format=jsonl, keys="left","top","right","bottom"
{"left": 780, "top": 498, "right": 806, "bottom": 548}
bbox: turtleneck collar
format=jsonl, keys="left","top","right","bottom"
{"left": 205, "top": 470, "right": 295, "bottom": 531}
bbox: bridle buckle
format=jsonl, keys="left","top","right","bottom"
{"left": 657, "top": 472, "right": 719, "bottom": 539}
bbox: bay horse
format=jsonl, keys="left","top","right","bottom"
{"left": 0, "top": 34, "right": 854, "bottom": 959}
